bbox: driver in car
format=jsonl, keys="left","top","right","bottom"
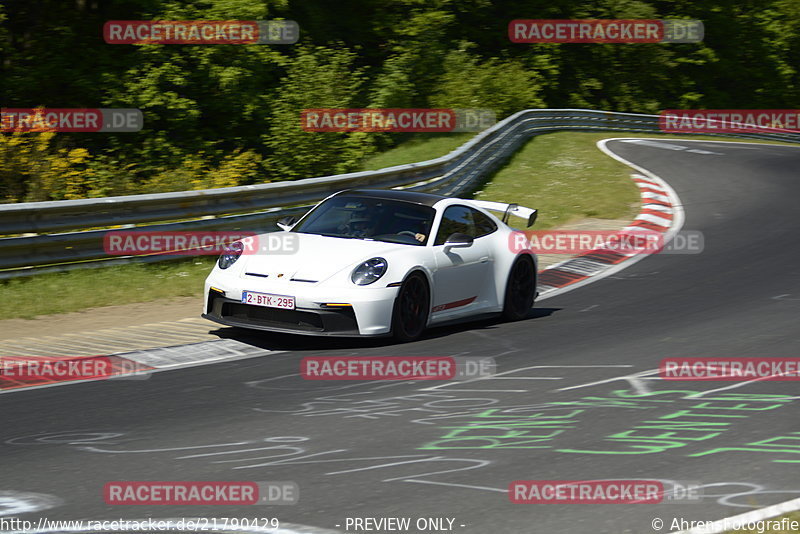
{"left": 412, "top": 217, "right": 430, "bottom": 243}
{"left": 344, "top": 215, "right": 375, "bottom": 238}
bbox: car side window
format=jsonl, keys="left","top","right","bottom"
{"left": 472, "top": 208, "right": 497, "bottom": 237}
{"left": 434, "top": 205, "right": 477, "bottom": 245}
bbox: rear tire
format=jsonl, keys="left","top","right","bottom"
{"left": 502, "top": 256, "right": 536, "bottom": 321}
{"left": 391, "top": 272, "right": 430, "bottom": 342}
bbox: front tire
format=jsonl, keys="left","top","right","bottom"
{"left": 502, "top": 256, "right": 536, "bottom": 321}
{"left": 391, "top": 272, "right": 430, "bottom": 342}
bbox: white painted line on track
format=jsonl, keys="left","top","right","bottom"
{"left": 676, "top": 497, "right": 800, "bottom": 534}
{"left": 632, "top": 137, "right": 800, "bottom": 149}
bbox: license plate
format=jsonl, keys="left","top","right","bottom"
{"left": 242, "top": 291, "right": 295, "bottom": 310}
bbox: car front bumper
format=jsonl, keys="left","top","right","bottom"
{"left": 202, "top": 280, "right": 400, "bottom": 337}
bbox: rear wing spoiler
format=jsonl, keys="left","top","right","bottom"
{"left": 469, "top": 200, "right": 538, "bottom": 227}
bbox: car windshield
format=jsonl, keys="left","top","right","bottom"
{"left": 293, "top": 195, "right": 436, "bottom": 246}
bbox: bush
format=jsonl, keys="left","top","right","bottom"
{"left": 430, "top": 45, "right": 546, "bottom": 118}
{"left": 0, "top": 125, "right": 94, "bottom": 202}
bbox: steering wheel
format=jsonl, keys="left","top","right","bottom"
{"left": 397, "top": 231, "right": 418, "bottom": 238}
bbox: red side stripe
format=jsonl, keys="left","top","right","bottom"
{"left": 432, "top": 296, "right": 477, "bottom": 313}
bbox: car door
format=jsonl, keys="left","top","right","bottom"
{"left": 430, "top": 205, "right": 495, "bottom": 319}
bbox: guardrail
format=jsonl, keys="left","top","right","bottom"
{"left": 3, "top": 109, "right": 800, "bottom": 278}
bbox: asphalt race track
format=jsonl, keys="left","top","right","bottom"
{"left": 2, "top": 139, "right": 799, "bottom": 534}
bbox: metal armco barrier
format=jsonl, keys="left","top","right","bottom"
{"left": 3, "top": 109, "right": 800, "bottom": 278}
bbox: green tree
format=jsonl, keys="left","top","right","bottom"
{"left": 264, "top": 45, "right": 379, "bottom": 180}
{"left": 431, "top": 44, "right": 546, "bottom": 118}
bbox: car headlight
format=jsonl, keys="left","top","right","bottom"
{"left": 351, "top": 257, "right": 387, "bottom": 285}
{"left": 218, "top": 241, "right": 244, "bottom": 269}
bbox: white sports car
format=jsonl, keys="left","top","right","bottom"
{"left": 203, "top": 189, "right": 538, "bottom": 341}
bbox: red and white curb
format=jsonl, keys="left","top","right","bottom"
{"left": 0, "top": 340, "right": 282, "bottom": 394}
{"left": 0, "top": 355, "right": 152, "bottom": 391}
{"left": 537, "top": 138, "right": 685, "bottom": 300}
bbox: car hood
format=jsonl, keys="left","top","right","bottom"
{"left": 239, "top": 232, "right": 406, "bottom": 282}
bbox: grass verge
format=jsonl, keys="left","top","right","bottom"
{"left": 360, "top": 133, "right": 476, "bottom": 170}
{"left": 0, "top": 258, "right": 215, "bottom": 319}
{"left": 473, "top": 131, "right": 640, "bottom": 230}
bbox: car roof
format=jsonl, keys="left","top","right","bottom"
{"left": 336, "top": 188, "right": 450, "bottom": 207}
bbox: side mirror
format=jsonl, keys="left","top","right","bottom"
{"left": 444, "top": 232, "right": 474, "bottom": 249}
{"left": 277, "top": 215, "right": 298, "bottom": 231}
